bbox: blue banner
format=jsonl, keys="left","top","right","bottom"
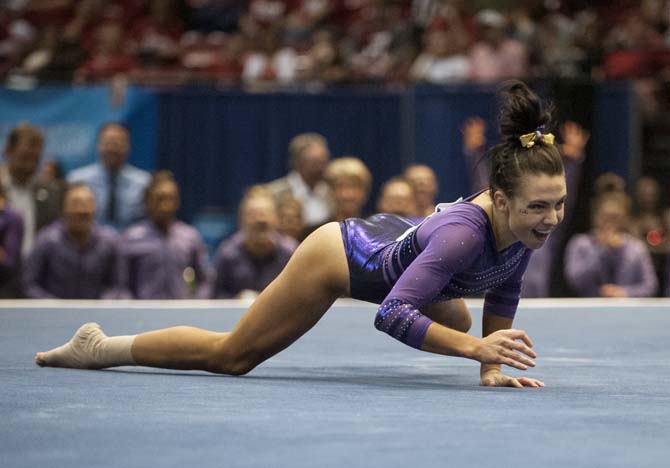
{"left": 0, "top": 85, "right": 157, "bottom": 174}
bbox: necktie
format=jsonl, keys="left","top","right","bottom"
{"left": 106, "top": 172, "right": 118, "bottom": 224}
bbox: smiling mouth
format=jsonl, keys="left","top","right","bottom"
{"left": 532, "top": 229, "right": 552, "bottom": 241}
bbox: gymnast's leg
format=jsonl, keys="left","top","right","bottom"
{"left": 420, "top": 299, "right": 472, "bottom": 333}
{"left": 35, "top": 223, "right": 350, "bottom": 375}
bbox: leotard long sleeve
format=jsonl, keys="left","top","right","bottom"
{"left": 342, "top": 200, "right": 532, "bottom": 349}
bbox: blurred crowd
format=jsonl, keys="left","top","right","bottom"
{"left": 0, "top": 0, "right": 668, "bottom": 89}
{"left": 0, "top": 0, "right": 667, "bottom": 301}
{"left": 1, "top": 118, "right": 669, "bottom": 301}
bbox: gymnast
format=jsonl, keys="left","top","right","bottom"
{"left": 36, "top": 81, "right": 566, "bottom": 388}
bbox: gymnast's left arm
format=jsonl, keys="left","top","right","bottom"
{"left": 374, "top": 223, "right": 482, "bottom": 351}
{"left": 480, "top": 251, "right": 544, "bottom": 388}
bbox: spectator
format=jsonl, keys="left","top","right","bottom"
{"left": 594, "top": 171, "right": 626, "bottom": 196}
{"left": 285, "top": 0, "right": 333, "bottom": 34}
{"left": 376, "top": 176, "right": 418, "bottom": 219}
{"left": 14, "top": 0, "right": 101, "bottom": 82}
{"left": 308, "top": 28, "right": 347, "bottom": 85}
{"left": 534, "top": 7, "right": 584, "bottom": 78}
{"left": 1, "top": 123, "right": 63, "bottom": 256}
{"left": 603, "top": 8, "right": 664, "bottom": 79}
{"left": 23, "top": 183, "right": 119, "bottom": 299}
{"left": 38, "top": 159, "right": 67, "bottom": 192}
{"left": 67, "top": 122, "right": 150, "bottom": 229}
{"left": 630, "top": 175, "right": 664, "bottom": 240}
{"left": 629, "top": 175, "right": 667, "bottom": 295}
{"left": 564, "top": 191, "right": 657, "bottom": 297}
{"left": 409, "top": 28, "right": 470, "bottom": 84}
{"left": 60, "top": 0, "right": 104, "bottom": 54}
{"left": 118, "top": 170, "right": 211, "bottom": 299}
{"left": 179, "top": 31, "right": 243, "bottom": 85}
{"left": 131, "top": 0, "right": 185, "bottom": 68}
{"left": 572, "top": 8, "right": 605, "bottom": 79}
{"left": 75, "top": 21, "right": 135, "bottom": 83}
{"left": 0, "top": 184, "right": 24, "bottom": 298}
{"left": 461, "top": 116, "right": 489, "bottom": 192}
{"left": 276, "top": 194, "right": 304, "bottom": 242}
{"left": 241, "top": 29, "right": 281, "bottom": 87}
{"left": 244, "top": 0, "right": 289, "bottom": 32}
{"left": 403, "top": 163, "right": 438, "bottom": 218}
{"left": 324, "top": 156, "right": 372, "bottom": 221}
{"left": 345, "top": 1, "right": 410, "bottom": 84}
{"left": 469, "top": 9, "right": 528, "bottom": 83}
{"left": 267, "top": 132, "right": 334, "bottom": 236}
{"left": 212, "top": 186, "right": 298, "bottom": 299}
{"left": 0, "top": 6, "right": 37, "bottom": 77}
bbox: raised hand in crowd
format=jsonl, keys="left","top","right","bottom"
{"left": 461, "top": 116, "right": 487, "bottom": 153}
{"left": 560, "top": 121, "right": 590, "bottom": 160}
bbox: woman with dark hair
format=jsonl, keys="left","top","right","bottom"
{"left": 36, "top": 81, "right": 567, "bottom": 388}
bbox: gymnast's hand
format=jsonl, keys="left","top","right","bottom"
{"left": 480, "top": 368, "right": 545, "bottom": 388}
{"left": 474, "top": 329, "right": 537, "bottom": 371}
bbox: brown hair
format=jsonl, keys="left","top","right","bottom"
{"left": 61, "top": 182, "right": 95, "bottom": 212}
{"left": 591, "top": 191, "right": 632, "bottom": 219}
{"left": 288, "top": 133, "right": 328, "bottom": 169}
{"left": 5, "top": 123, "right": 44, "bottom": 152}
{"left": 143, "top": 170, "right": 177, "bottom": 204}
{"left": 324, "top": 157, "right": 373, "bottom": 194}
{"left": 239, "top": 185, "right": 277, "bottom": 213}
{"left": 488, "top": 81, "right": 564, "bottom": 198}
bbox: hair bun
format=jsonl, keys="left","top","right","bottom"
{"left": 497, "top": 80, "right": 553, "bottom": 146}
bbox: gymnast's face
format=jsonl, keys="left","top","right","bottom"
{"left": 496, "top": 173, "right": 567, "bottom": 250}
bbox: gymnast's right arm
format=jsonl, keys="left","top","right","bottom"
{"left": 374, "top": 223, "right": 536, "bottom": 370}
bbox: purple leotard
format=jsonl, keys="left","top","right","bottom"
{"left": 340, "top": 195, "right": 532, "bottom": 349}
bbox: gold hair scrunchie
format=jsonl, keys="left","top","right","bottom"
{"left": 519, "top": 130, "right": 555, "bottom": 148}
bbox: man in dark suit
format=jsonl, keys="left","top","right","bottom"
{"left": 1, "top": 123, "right": 63, "bottom": 258}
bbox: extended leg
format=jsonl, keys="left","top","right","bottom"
{"left": 36, "top": 223, "right": 350, "bottom": 375}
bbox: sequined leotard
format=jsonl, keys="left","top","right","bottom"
{"left": 340, "top": 196, "right": 532, "bottom": 349}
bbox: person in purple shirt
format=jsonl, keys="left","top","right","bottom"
{"left": 0, "top": 184, "right": 24, "bottom": 298}
{"left": 564, "top": 191, "right": 658, "bottom": 298}
{"left": 37, "top": 81, "right": 565, "bottom": 388}
{"left": 213, "top": 186, "right": 298, "bottom": 299}
{"left": 117, "top": 171, "right": 211, "bottom": 299}
{"left": 23, "top": 183, "right": 119, "bottom": 299}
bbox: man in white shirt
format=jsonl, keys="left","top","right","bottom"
{"left": 266, "top": 132, "right": 334, "bottom": 238}
{"left": 1, "top": 123, "right": 63, "bottom": 256}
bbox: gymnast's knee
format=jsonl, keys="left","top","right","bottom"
{"left": 422, "top": 301, "right": 472, "bottom": 333}
{"left": 207, "top": 338, "right": 262, "bottom": 376}
{"left": 450, "top": 313, "right": 472, "bottom": 333}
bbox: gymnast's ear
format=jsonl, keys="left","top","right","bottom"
{"left": 492, "top": 189, "right": 510, "bottom": 213}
